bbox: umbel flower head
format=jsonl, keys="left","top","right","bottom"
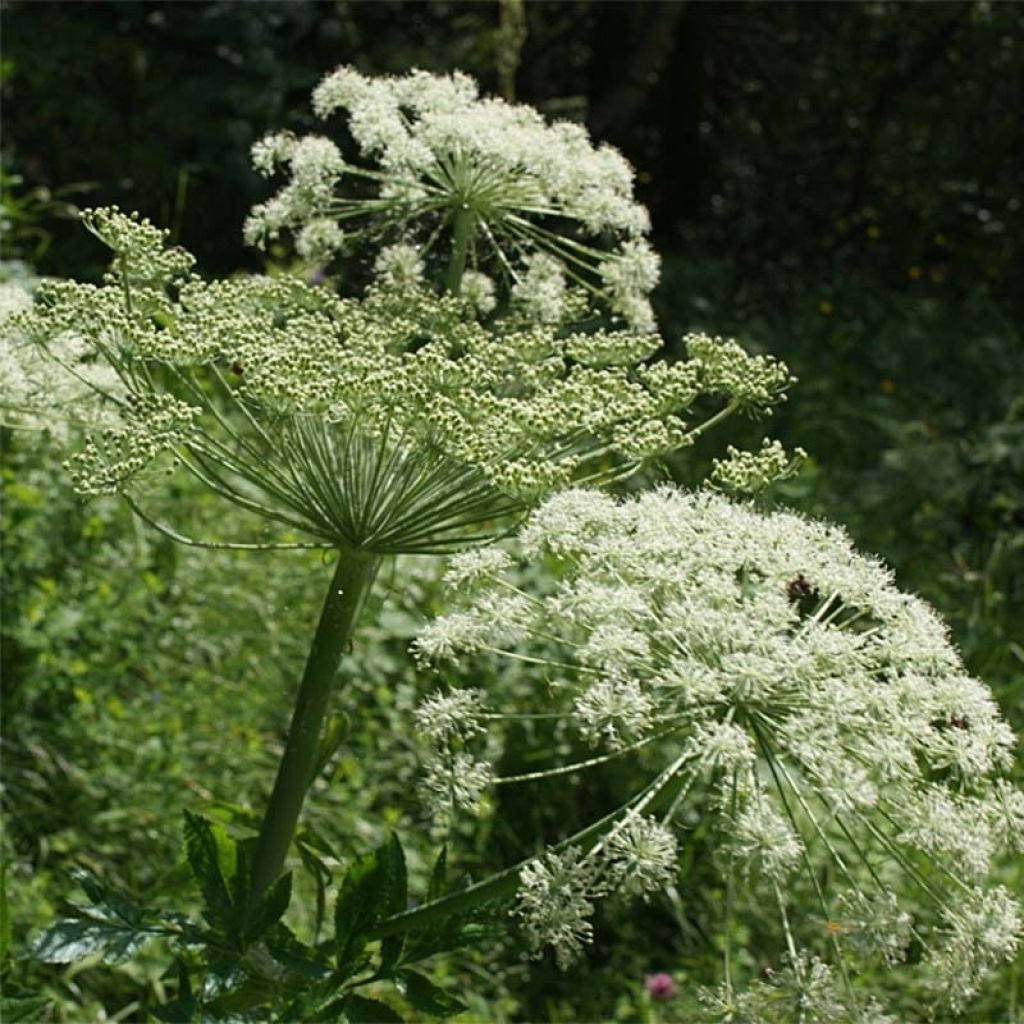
{"left": 11, "top": 208, "right": 791, "bottom": 553}
{"left": 0, "top": 266, "right": 126, "bottom": 439}
{"left": 245, "top": 67, "right": 661, "bottom": 330}
{"left": 414, "top": 487, "right": 1022, "bottom": 1014}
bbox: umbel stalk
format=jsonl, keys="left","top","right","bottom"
{"left": 443, "top": 205, "right": 476, "bottom": 295}
{"left": 250, "top": 548, "right": 380, "bottom": 900}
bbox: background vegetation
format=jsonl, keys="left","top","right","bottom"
{"left": 2, "top": 2, "right": 1021, "bottom": 1020}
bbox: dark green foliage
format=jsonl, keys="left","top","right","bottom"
{"left": 396, "top": 970, "right": 466, "bottom": 1018}
{"left": 27, "top": 817, "right": 467, "bottom": 1021}
{"left": 334, "top": 846, "right": 390, "bottom": 970}
{"left": 340, "top": 993, "right": 406, "bottom": 1023}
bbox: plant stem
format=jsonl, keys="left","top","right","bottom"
{"left": 443, "top": 206, "right": 475, "bottom": 295}
{"left": 250, "top": 548, "right": 379, "bottom": 901}
{"left": 368, "top": 750, "right": 694, "bottom": 939}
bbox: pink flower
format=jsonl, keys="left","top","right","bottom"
{"left": 644, "top": 972, "right": 677, "bottom": 1001}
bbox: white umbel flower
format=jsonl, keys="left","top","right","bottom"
{"left": 373, "top": 242, "right": 425, "bottom": 286}
{"left": 413, "top": 689, "right": 485, "bottom": 745}
{"left": 249, "top": 67, "right": 659, "bottom": 327}
{"left": 460, "top": 270, "right": 497, "bottom": 315}
{"left": 417, "top": 485, "right": 1023, "bottom": 1013}
{"left": 730, "top": 800, "right": 803, "bottom": 881}
{"left": 604, "top": 813, "right": 678, "bottom": 897}
{"left": 514, "top": 848, "right": 597, "bottom": 969}
{"left": 575, "top": 677, "right": 654, "bottom": 749}
{"left": 420, "top": 753, "right": 492, "bottom": 819}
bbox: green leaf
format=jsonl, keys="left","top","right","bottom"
{"left": 397, "top": 971, "right": 467, "bottom": 1018}
{"left": 343, "top": 994, "right": 406, "bottom": 1023}
{"left": 376, "top": 835, "right": 407, "bottom": 976}
{"left": 229, "top": 838, "right": 254, "bottom": 927}
{"left": 32, "top": 917, "right": 154, "bottom": 965}
{"left": 151, "top": 1002, "right": 197, "bottom": 1024}
{"left": 297, "top": 821, "right": 340, "bottom": 861}
{"left": 311, "top": 711, "right": 350, "bottom": 780}
{"left": 202, "top": 959, "right": 248, "bottom": 1000}
{"left": 262, "top": 922, "right": 330, "bottom": 981}
{"left": 206, "top": 801, "right": 262, "bottom": 831}
{"left": 244, "top": 870, "right": 291, "bottom": 941}
{"left": 307, "top": 995, "right": 350, "bottom": 1023}
{"left": 382, "top": 834, "right": 407, "bottom": 917}
{"left": 183, "top": 811, "right": 235, "bottom": 933}
{"left": 427, "top": 846, "right": 447, "bottom": 903}
{"left": 334, "top": 849, "right": 384, "bottom": 968}
{"left": 70, "top": 868, "right": 143, "bottom": 927}
{"left": 377, "top": 933, "right": 404, "bottom": 979}
{"left": 297, "top": 842, "right": 330, "bottom": 942}
{"left": 404, "top": 916, "right": 482, "bottom": 963}
{"left": 0, "top": 859, "right": 11, "bottom": 961}
{"left": 176, "top": 957, "right": 193, "bottom": 1003}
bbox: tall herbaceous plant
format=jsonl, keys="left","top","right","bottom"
{"left": 5, "top": 68, "right": 1019, "bottom": 1021}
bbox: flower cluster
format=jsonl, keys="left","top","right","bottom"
{"left": 514, "top": 813, "right": 677, "bottom": 968}
{"left": 0, "top": 264, "right": 126, "bottom": 439}
{"left": 15, "top": 209, "right": 790, "bottom": 553}
{"left": 246, "top": 67, "right": 660, "bottom": 330}
{"left": 414, "top": 487, "right": 1022, "bottom": 1011}
{"left": 710, "top": 438, "right": 807, "bottom": 496}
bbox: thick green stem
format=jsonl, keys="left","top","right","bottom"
{"left": 250, "top": 548, "right": 379, "bottom": 900}
{"left": 443, "top": 206, "right": 475, "bottom": 295}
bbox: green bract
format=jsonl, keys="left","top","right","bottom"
{"left": 16, "top": 207, "right": 794, "bottom": 554}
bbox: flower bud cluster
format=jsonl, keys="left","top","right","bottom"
{"left": 64, "top": 393, "right": 197, "bottom": 495}
{"left": 19, "top": 210, "right": 787, "bottom": 549}
{"left": 710, "top": 438, "right": 807, "bottom": 496}
{"left": 685, "top": 332, "right": 794, "bottom": 413}
{"left": 82, "top": 207, "right": 195, "bottom": 288}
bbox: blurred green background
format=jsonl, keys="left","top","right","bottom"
{"left": 2, "top": 2, "right": 1022, "bottom": 1020}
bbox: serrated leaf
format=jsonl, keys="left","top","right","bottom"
{"left": 397, "top": 971, "right": 466, "bottom": 1018}
{"left": 202, "top": 959, "right": 248, "bottom": 1000}
{"left": 161, "top": 912, "right": 210, "bottom": 950}
{"left": 244, "top": 870, "right": 291, "bottom": 941}
{"left": 376, "top": 834, "right": 408, "bottom": 973}
{"left": 379, "top": 838, "right": 407, "bottom": 973}
{"left": 382, "top": 834, "right": 407, "bottom": 918}
{"left": 230, "top": 839, "right": 254, "bottom": 929}
{"left": 427, "top": 847, "right": 447, "bottom": 903}
{"left": 377, "top": 933, "right": 404, "bottom": 979}
{"left": 32, "top": 917, "right": 154, "bottom": 965}
{"left": 70, "top": 868, "right": 142, "bottom": 927}
{"left": 183, "top": 811, "right": 235, "bottom": 933}
{"left": 343, "top": 994, "right": 405, "bottom": 1022}
{"left": 262, "top": 922, "right": 330, "bottom": 981}
{"left": 334, "top": 849, "right": 384, "bottom": 968}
